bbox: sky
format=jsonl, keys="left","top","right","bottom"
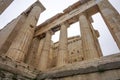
{"left": 0, "top": 0, "right": 120, "bottom": 56}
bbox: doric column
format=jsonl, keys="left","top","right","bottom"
{"left": 0, "top": 13, "right": 27, "bottom": 56}
{"left": 36, "top": 38, "right": 45, "bottom": 69}
{"left": 57, "top": 22, "right": 69, "bottom": 67}
{"left": 6, "top": 3, "right": 42, "bottom": 62}
{"left": 97, "top": 0, "right": 120, "bottom": 49}
{"left": 89, "top": 17, "right": 103, "bottom": 57}
{"left": 92, "top": 29, "right": 103, "bottom": 57}
{"left": 25, "top": 37, "right": 40, "bottom": 66}
{"left": 79, "top": 13, "right": 99, "bottom": 60}
{"left": 39, "top": 30, "right": 52, "bottom": 71}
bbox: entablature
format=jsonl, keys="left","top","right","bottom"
{"left": 35, "top": 0, "right": 99, "bottom": 37}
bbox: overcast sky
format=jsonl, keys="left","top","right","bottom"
{"left": 0, "top": 0, "right": 120, "bottom": 56}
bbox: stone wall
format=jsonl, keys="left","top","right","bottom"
{"left": 49, "top": 36, "right": 83, "bottom": 68}
{"left": 67, "top": 36, "right": 83, "bottom": 63}
{"left": 0, "top": 56, "right": 38, "bottom": 80}
{"left": 50, "top": 69, "right": 120, "bottom": 80}
{"left": 37, "top": 53, "right": 120, "bottom": 80}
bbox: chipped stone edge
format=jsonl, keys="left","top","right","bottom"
{"left": 37, "top": 53, "right": 120, "bottom": 80}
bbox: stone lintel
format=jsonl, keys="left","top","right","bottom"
{"left": 36, "top": 33, "right": 46, "bottom": 39}
{"left": 37, "top": 53, "right": 120, "bottom": 80}
{"left": 63, "top": 1, "right": 81, "bottom": 13}
{"left": 80, "top": 0, "right": 90, "bottom": 3}
{"left": 51, "top": 25, "right": 61, "bottom": 32}
{"left": 63, "top": 0, "right": 92, "bottom": 13}
{"left": 36, "top": 13, "right": 63, "bottom": 30}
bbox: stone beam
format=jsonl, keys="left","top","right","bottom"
{"left": 35, "top": 0, "right": 98, "bottom": 36}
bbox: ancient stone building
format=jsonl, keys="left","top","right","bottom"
{"left": 0, "top": 0, "right": 13, "bottom": 14}
{"left": 0, "top": 0, "right": 120, "bottom": 80}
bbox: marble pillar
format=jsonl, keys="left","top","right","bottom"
{"left": 25, "top": 37, "right": 40, "bottom": 66}
{"left": 57, "top": 22, "right": 69, "bottom": 67}
{"left": 79, "top": 13, "right": 99, "bottom": 60}
{"left": 88, "top": 17, "right": 103, "bottom": 57}
{"left": 6, "top": 4, "right": 42, "bottom": 62}
{"left": 0, "top": 13, "right": 27, "bottom": 55}
{"left": 37, "top": 38, "right": 45, "bottom": 70}
{"left": 97, "top": 0, "right": 120, "bottom": 49}
{"left": 39, "top": 31, "right": 52, "bottom": 71}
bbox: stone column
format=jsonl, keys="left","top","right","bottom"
{"left": 97, "top": 0, "right": 120, "bottom": 49}
{"left": 39, "top": 30, "right": 52, "bottom": 71}
{"left": 0, "top": 13, "right": 27, "bottom": 55}
{"left": 36, "top": 38, "right": 45, "bottom": 69}
{"left": 57, "top": 22, "right": 69, "bottom": 67}
{"left": 93, "top": 29, "right": 103, "bottom": 57}
{"left": 79, "top": 13, "right": 99, "bottom": 60}
{"left": 25, "top": 37, "right": 40, "bottom": 66}
{"left": 6, "top": 4, "right": 42, "bottom": 62}
{"left": 89, "top": 17, "right": 103, "bottom": 57}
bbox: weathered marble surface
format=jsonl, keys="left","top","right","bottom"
{"left": 37, "top": 53, "right": 120, "bottom": 80}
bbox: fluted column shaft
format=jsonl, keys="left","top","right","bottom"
{"left": 39, "top": 31, "right": 52, "bottom": 71}
{"left": 88, "top": 17, "right": 103, "bottom": 57}
{"left": 57, "top": 22, "right": 68, "bottom": 67}
{"left": 97, "top": 0, "right": 120, "bottom": 49}
{"left": 6, "top": 6, "right": 42, "bottom": 62}
{"left": 92, "top": 29, "right": 103, "bottom": 57}
{"left": 25, "top": 37, "right": 40, "bottom": 66}
{"left": 79, "top": 13, "right": 99, "bottom": 60}
{"left": 36, "top": 38, "right": 45, "bottom": 70}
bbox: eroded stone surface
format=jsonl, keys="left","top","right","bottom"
{"left": 0, "top": 0, "right": 120, "bottom": 80}
{"left": 37, "top": 53, "right": 120, "bottom": 80}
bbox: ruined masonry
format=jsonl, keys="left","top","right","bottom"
{"left": 0, "top": 0, "right": 13, "bottom": 14}
{"left": 0, "top": 0, "right": 120, "bottom": 80}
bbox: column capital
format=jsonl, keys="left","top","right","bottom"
{"left": 94, "top": 30, "right": 100, "bottom": 38}
{"left": 60, "top": 22, "right": 70, "bottom": 28}
{"left": 89, "top": 17, "right": 94, "bottom": 23}
{"left": 79, "top": 12, "right": 91, "bottom": 19}
{"left": 47, "top": 29, "right": 55, "bottom": 35}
